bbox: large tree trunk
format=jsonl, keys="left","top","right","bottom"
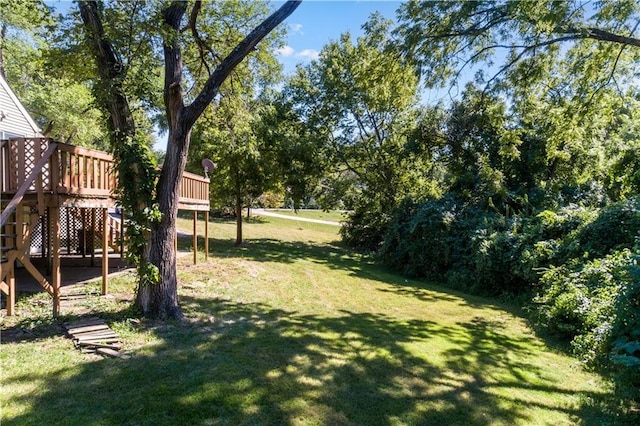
{"left": 78, "top": 1, "right": 136, "bottom": 138}
{"left": 137, "top": 124, "right": 190, "bottom": 319}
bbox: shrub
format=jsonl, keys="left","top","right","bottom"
{"left": 608, "top": 252, "right": 640, "bottom": 403}
{"left": 341, "top": 199, "right": 394, "bottom": 251}
{"left": 533, "top": 248, "right": 640, "bottom": 403}
{"left": 380, "top": 196, "right": 490, "bottom": 281}
{"left": 534, "top": 250, "right": 635, "bottom": 362}
{"left": 573, "top": 196, "right": 640, "bottom": 259}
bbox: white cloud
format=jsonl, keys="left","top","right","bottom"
{"left": 276, "top": 45, "right": 295, "bottom": 57}
{"left": 297, "top": 49, "right": 320, "bottom": 60}
{"left": 290, "top": 23, "right": 303, "bottom": 34}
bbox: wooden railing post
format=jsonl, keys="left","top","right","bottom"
{"left": 205, "top": 210, "right": 209, "bottom": 261}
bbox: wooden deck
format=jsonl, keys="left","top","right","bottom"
{"left": 1, "top": 137, "right": 210, "bottom": 316}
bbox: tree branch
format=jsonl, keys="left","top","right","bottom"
{"left": 184, "top": 0, "right": 302, "bottom": 129}
{"left": 78, "top": 0, "right": 136, "bottom": 136}
{"left": 569, "top": 26, "right": 640, "bottom": 48}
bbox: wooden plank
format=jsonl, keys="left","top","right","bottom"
{"left": 193, "top": 210, "right": 197, "bottom": 265}
{"left": 66, "top": 324, "right": 109, "bottom": 334}
{"left": 6, "top": 270, "right": 14, "bottom": 315}
{"left": 72, "top": 329, "right": 118, "bottom": 337}
{"left": 69, "top": 152, "right": 76, "bottom": 189}
{"left": 91, "top": 208, "right": 96, "bottom": 264}
{"left": 102, "top": 208, "right": 108, "bottom": 295}
{"left": 205, "top": 210, "right": 209, "bottom": 260}
{"left": 74, "top": 334, "right": 119, "bottom": 342}
{"left": 77, "top": 341, "right": 121, "bottom": 350}
{"left": 51, "top": 206, "right": 61, "bottom": 317}
{"left": 35, "top": 174, "right": 45, "bottom": 216}
{"left": 50, "top": 145, "right": 60, "bottom": 192}
{"left": 57, "top": 143, "right": 114, "bottom": 161}
{"left": 75, "top": 336, "right": 119, "bottom": 343}
{"left": 96, "top": 347, "right": 130, "bottom": 359}
{"left": 60, "top": 150, "right": 69, "bottom": 188}
{"left": 70, "top": 328, "right": 116, "bottom": 337}
{"left": 92, "top": 157, "right": 98, "bottom": 189}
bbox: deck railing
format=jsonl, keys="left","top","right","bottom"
{"left": 55, "top": 142, "right": 116, "bottom": 196}
{"left": 1, "top": 138, "right": 209, "bottom": 209}
{"left": 179, "top": 171, "right": 210, "bottom": 208}
{"left": 1, "top": 138, "right": 116, "bottom": 195}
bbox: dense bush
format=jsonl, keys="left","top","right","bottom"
{"left": 534, "top": 248, "right": 640, "bottom": 402}
{"left": 609, "top": 256, "right": 640, "bottom": 402}
{"left": 534, "top": 250, "right": 633, "bottom": 351}
{"left": 380, "top": 196, "right": 465, "bottom": 278}
{"left": 380, "top": 197, "right": 640, "bottom": 295}
{"left": 341, "top": 199, "right": 394, "bottom": 251}
{"left": 572, "top": 196, "right": 640, "bottom": 259}
{"left": 379, "top": 196, "right": 509, "bottom": 289}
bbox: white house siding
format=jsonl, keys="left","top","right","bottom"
{"left": 0, "top": 75, "right": 42, "bottom": 138}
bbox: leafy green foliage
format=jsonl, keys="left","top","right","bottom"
{"left": 395, "top": 0, "right": 640, "bottom": 95}
{"left": 0, "top": 0, "right": 109, "bottom": 147}
{"left": 573, "top": 197, "right": 640, "bottom": 259}
{"left": 534, "top": 248, "right": 640, "bottom": 402}
{"left": 286, "top": 16, "right": 438, "bottom": 248}
{"left": 112, "top": 134, "right": 160, "bottom": 287}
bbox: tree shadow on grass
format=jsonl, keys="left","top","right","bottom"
{"left": 4, "top": 296, "right": 614, "bottom": 425}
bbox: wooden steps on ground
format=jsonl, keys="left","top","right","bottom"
{"left": 63, "top": 317, "right": 129, "bottom": 359}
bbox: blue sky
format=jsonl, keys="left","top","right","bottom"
{"left": 274, "top": 1, "right": 403, "bottom": 75}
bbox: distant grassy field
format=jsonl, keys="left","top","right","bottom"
{"left": 1, "top": 216, "right": 619, "bottom": 425}
{"left": 262, "top": 208, "right": 348, "bottom": 222}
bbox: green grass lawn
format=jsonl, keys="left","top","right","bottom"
{"left": 1, "top": 216, "right": 619, "bottom": 425}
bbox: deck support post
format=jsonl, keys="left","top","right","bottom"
{"left": 193, "top": 211, "right": 197, "bottom": 265}
{"left": 119, "top": 208, "right": 124, "bottom": 258}
{"left": 51, "top": 206, "right": 61, "bottom": 317}
{"left": 5, "top": 268, "right": 15, "bottom": 316}
{"left": 102, "top": 208, "right": 109, "bottom": 295}
{"left": 66, "top": 208, "right": 71, "bottom": 254}
{"left": 46, "top": 207, "right": 52, "bottom": 275}
{"left": 204, "top": 210, "right": 209, "bottom": 261}
{"left": 90, "top": 208, "right": 96, "bottom": 266}
{"left": 81, "top": 208, "right": 87, "bottom": 258}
